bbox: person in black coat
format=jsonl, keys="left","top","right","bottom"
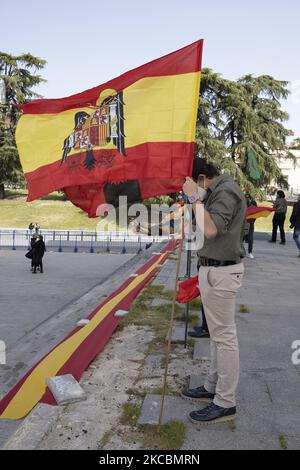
{"left": 245, "top": 193, "right": 257, "bottom": 259}
{"left": 270, "top": 191, "right": 288, "bottom": 244}
{"left": 30, "top": 233, "right": 38, "bottom": 271}
{"left": 32, "top": 235, "right": 46, "bottom": 273}
{"left": 290, "top": 195, "right": 300, "bottom": 257}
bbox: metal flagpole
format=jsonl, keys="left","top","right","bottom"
{"left": 183, "top": 240, "right": 192, "bottom": 348}
{"left": 183, "top": 199, "right": 194, "bottom": 349}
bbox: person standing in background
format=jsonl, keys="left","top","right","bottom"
{"left": 30, "top": 232, "right": 37, "bottom": 271}
{"left": 270, "top": 191, "right": 287, "bottom": 245}
{"left": 290, "top": 194, "right": 300, "bottom": 257}
{"left": 245, "top": 193, "right": 257, "bottom": 259}
{"left": 32, "top": 235, "right": 45, "bottom": 274}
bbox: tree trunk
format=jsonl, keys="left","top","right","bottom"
{"left": 0, "top": 183, "right": 5, "bottom": 199}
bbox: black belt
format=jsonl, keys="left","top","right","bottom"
{"left": 199, "top": 257, "right": 240, "bottom": 267}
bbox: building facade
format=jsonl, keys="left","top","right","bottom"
{"left": 278, "top": 149, "right": 300, "bottom": 197}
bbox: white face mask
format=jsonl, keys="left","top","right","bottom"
{"left": 198, "top": 187, "right": 207, "bottom": 201}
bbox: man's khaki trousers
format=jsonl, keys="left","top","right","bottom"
{"left": 198, "top": 263, "right": 244, "bottom": 408}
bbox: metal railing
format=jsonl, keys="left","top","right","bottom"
{"left": 0, "top": 228, "right": 170, "bottom": 254}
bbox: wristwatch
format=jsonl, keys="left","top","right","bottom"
{"left": 188, "top": 194, "right": 200, "bottom": 204}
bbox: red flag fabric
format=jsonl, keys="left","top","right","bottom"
{"left": 177, "top": 275, "right": 200, "bottom": 304}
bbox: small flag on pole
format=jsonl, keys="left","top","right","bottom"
{"left": 247, "top": 147, "right": 261, "bottom": 181}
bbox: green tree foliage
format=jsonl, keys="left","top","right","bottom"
{"left": 0, "top": 52, "right": 46, "bottom": 198}
{"left": 196, "top": 69, "right": 292, "bottom": 197}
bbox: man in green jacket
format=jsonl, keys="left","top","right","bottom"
{"left": 181, "top": 158, "right": 246, "bottom": 425}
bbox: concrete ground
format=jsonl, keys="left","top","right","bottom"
{"left": 0, "top": 251, "right": 134, "bottom": 352}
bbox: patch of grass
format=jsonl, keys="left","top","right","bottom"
{"left": 100, "top": 429, "right": 114, "bottom": 448}
{"left": 0, "top": 189, "right": 119, "bottom": 230}
{"left": 120, "top": 402, "right": 141, "bottom": 426}
{"left": 228, "top": 421, "right": 237, "bottom": 432}
{"left": 139, "top": 285, "right": 178, "bottom": 303}
{"left": 126, "top": 387, "right": 148, "bottom": 399}
{"left": 140, "top": 421, "right": 186, "bottom": 450}
{"left": 0, "top": 190, "right": 100, "bottom": 230}
{"left": 239, "top": 304, "right": 250, "bottom": 314}
{"left": 156, "top": 303, "right": 182, "bottom": 315}
{"left": 151, "top": 384, "right": 181, "bottom": 397}
{"left": 175, "top": 312, "right": 198, "bottom": 323}
{"left": 279, "top": 435, "right": 288, "bottom": 450}
{"left": 187, "top": 338, "right": 195, "bottom": 351}
{"left": 138, "top": 285, "right": 166, "bottom": 302}
{"left": 189, "top": 314, "right": 200, "bottom": 327}
{"left": 189, "top": 298, "right": 202, "bottom": 310}
{"left": 118, "top": 300, "right": 148, "bottom": 330}
{"left": 161, "top": 290, "right": 174, "bottom": 300}
{"left": 128, "top": 383, "right": 181, "bottom": 398}
{"left": 119, "top": 282, "right": 181, "bottom": 334}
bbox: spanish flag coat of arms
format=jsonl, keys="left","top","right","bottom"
{"left": 16, "top": 40, "right": 203, "bottom": 216}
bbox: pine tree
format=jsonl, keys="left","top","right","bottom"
{"left": 0, "top": 52, "right": 46, "bottom": 198}
{"left": 196, "top": 69, "right": 292, "bottom": 197}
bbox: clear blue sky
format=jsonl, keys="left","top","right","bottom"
{"left": 1, "top": 0, "right": 299, "bottom": 137}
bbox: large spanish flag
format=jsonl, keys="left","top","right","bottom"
{"left": 16, "top": 40, "right": 203, "bottom": 217}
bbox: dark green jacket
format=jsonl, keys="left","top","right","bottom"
{"left": 197, "top": 174, "right": 247, "bottom": 261}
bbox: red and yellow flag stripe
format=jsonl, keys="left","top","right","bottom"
{"left": 246, "top": 206, "right": 275, "bottom": 221}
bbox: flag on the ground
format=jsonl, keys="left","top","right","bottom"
{"left": 177, "top": 275, "right": 200, "bottom": 304}
{"left": 246, "top": 206, "right": 275, "bottom": 222}
{"left": 16, "top": 41, "right": 203, "bottom": 217}
{"left": 247, "top": 147, "right": 261, "bottom": 181}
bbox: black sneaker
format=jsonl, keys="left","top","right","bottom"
{"left": 280, "top": 241, "right": 286, "bottom": 245}
{"left": 181, "top": 385, "right": 215, "bottom": 403}
{"left": 269, "top": 240, "right": 276, "bottom": 243}
{"left": 189, "top": 403, "right": 236, "bottom": 425}
{"left": 188, "top": 328, "right": 210, "bottom": 339}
